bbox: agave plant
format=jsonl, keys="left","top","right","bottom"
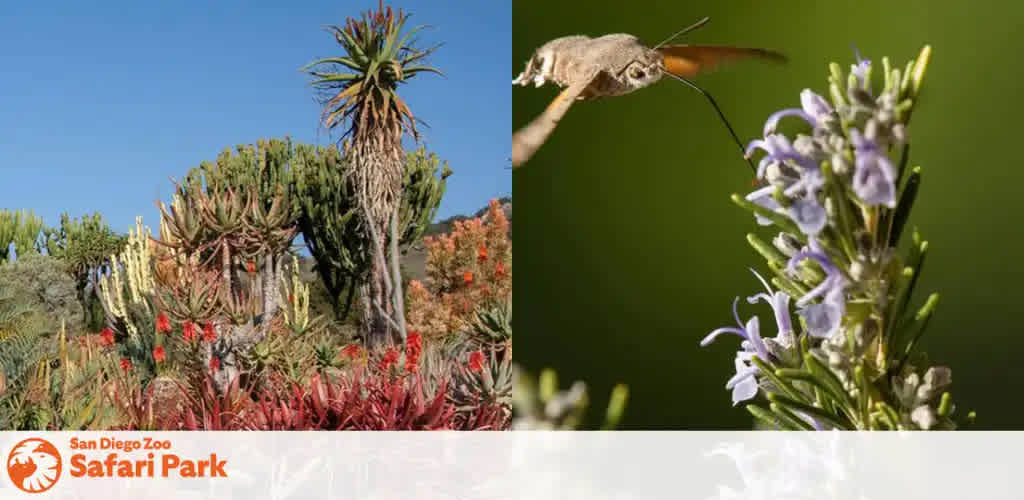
{"left": 302, "top": 1, "right": 441, "bottom": 345}
{"left": 466, "top": 298, "right": 512, "bottom": 349}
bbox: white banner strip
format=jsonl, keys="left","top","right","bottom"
{"left": 0, "top": 431, "right": 1016, "bottom": 499}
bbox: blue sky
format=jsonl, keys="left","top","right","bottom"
{"left": 0, "top": 1, "right": 510, "bottom": 234}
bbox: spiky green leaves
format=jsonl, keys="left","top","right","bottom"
{"left": 302, "top": 3, "right": 442, "bottom": 141}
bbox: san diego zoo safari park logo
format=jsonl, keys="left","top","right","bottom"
{"left": 7, "top": 438, "right": 62, "bottom": 493}
{"left": 6, "top": 436, "right": 228, "bottom": 494}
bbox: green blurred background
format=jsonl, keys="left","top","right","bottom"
{"left": 513, "top": 0, "right": 1022, "bottom": 429}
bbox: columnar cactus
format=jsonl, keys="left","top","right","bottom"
{"left": 98, "top": 217, "right": 155, "bottom": 339}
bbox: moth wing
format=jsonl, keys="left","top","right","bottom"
{"left": 657, "top": 45, "right": 786, "bottom": 78}
{"left": 512, "top": 72, "right": 598, "bottom": 169}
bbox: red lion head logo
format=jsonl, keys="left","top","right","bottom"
{"left": 7, "top": 438, "right": 62, "bottom": 493}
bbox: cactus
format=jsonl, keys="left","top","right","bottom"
{"left": 97, "top": 217, "right": 156, "bottom": 340}
{"left": 294, "top": 143, "right": 449, "bottom": 322}
{"left": 278, "top": 254, "right": 323, "bottom": 335}
{"left": 0, "top": 209, "right": 47, "bottom": 264}
{"left": 43, "top": 212, "right": 126, "bottom": 330}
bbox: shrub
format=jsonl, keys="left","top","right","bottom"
{"left": 0, "top": 254, "right": 84, "bottom": 334}
{"left": 406, "top": 199, "right": 511, "bottom": 341}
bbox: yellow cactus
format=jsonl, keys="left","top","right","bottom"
{"left": 278, "top": 255, "right": 314, "bottom": 334}
{"left": 98, "top": 216, "right": 156, "bottom": 339}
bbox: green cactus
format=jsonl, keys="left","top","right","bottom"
{"left": 0, "top": 209, "right": 47, "bottom": 264}
{"left": 43, "top": 212, "right": 126, "bottom": 330}
{"left": 292, "top": 142, "right": 449, "bottom": 322}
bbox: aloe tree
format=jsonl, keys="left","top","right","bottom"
{"left": 302, "top": 1, "right": 441, "bottom": 346}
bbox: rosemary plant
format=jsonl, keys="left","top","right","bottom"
{"left": 701, "top": 45, "right": 974, "bottom": 430}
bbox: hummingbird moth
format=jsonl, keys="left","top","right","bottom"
{"left": 511, "top": 17, "right": 786, "bottom": 169}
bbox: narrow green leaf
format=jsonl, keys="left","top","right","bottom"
{"left": 750, "top": 357, "right": 802, "bottom": 401}
{"left": 769, "top": 402, "right": 815, "bottom": 430}
{"left": 730, "top": 193, "right": 801, "bottom": 235}
{"left": 746, "top": 404, "right": 794, "bottom": 430}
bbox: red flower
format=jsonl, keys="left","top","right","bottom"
{"left": 289, "top": 293, "right": 294, "bottom": 304}
{"left": 100, "top": 327, "right": 114, "bottom": 347}
{"left": 155, "top": 312, "right": 171, "bottom": 333}
{"left": 377, "top": 348, "right": 399, "bottom": 372}
{"left": 404, "top": 332, "right": 422, "bottom": 373}
{"left": 120, "top": 357, "right": 132, "bottom": 372}
{"left": 245, "top": 260, "right": 256, "bottom": 275}
{"left": 153, "top": 345, "right": 166, "bottom": 363}
{"left": 468, "top": 350, "right": 486, "bottom": 372}
{"left": 463, "top": 271, "right": 474, "bottom": 286}
{"left": 182, "top": 321, "right": 196, "bottom": 342}
{"left": 477, "top": 244, "right": 488, "bottom": 262}
{"left": 209, "top": 356, "right": 220, "bottom": 372}
{"left": 341, "top": 344, "right": 361, "bottom": 359}
{"left": 495, "top": 261, "right": 506, "bottom": 278}
{"left": 202, "top": 322, "right": 216, "bottom": 342}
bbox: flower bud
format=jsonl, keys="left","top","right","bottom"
{"left": 772, "top": 232, "right": 802, "bottom": 257}
{"left": 911, "top": 405, "right": 937, "bottom": 430}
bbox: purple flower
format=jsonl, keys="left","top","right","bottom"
{"left": 851, "top": 46, "right": 871, "bottom": 90}
{"left": 703, "top": 270, "right": 798, "bottom": 405}
{"left": 746, "top": 134, "right": 819, "bottom": 177}
{"left": 850, "top": 129, "right": 896, "bottom": 207}
{"left": 786, "top": 239, "right": 846, "bottom": 338}
{"left": 747, "top": 269, "right": 794, "bottom": 340}
{"left": 789, "top": 196, "right": 827, "bottom": 236}
{"left": 744, "top": 133, "right": 827, "bottom": 236}
{"left": 701, "top": 298, "right": 770, "bottom": 360}
{"left": 763, "top": 89, "right": 835, "bottom": 135}
{"left": 701, "top": 297, "right": 770, "bottom": 405}
{"left": 727, "top": 351, "right": 760, "bottom": 405}
{"left": 745, "top": 185, "right": 780, "bottom": 226}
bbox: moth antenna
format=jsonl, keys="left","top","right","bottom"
{"left": 652, "top": 17, "right": 710, "bottom": 50}
{"left": 661, "top": 70, "right": 756, "bottom": 174}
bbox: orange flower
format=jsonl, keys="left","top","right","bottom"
{"left": 209, "top": 356, "right": 220, "bottom": 372}
{"left": 100, "top": 327, "right": 114, "bottom": 347}
{"left": 202, "top": 322, "right": 216, "bottom": 342}
{"left": 495, "top": 261, "right": 506, "bottom": 278}
{"left": 155, "top": 312, "right": 171, "bottom": 334}
{"left": 477, "top": 244, "right": 488, "bottom": 262}
{"left": 153, "top": 346, "right": 166, "bottom": 363}
{"left": 463, "top": 271, "right": 473, "bottom": 285}
{"left": 341, "top": 344, "right": 362, "bottom": 359}
{"left": 245, "top": 260, "right": 256, "bottom": 275}
{"left": 120, "top": 357, "right": 132, "bottom": 372}
{"left": 468, "top": 350, "right": 486, "bottom": 372}
{"left": 182, "top": 321, "right": 196, "bottom": 342}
